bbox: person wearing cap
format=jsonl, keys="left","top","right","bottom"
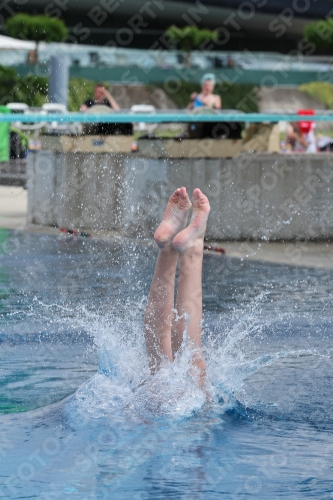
{"left": 287, "top": 110, "right": 317, "bottom": 153}
{"left": 297, "top": 110, "right": 317, "bottom": 153}
{"left": 187, "top": 73, "right": 221, "bottom": 110}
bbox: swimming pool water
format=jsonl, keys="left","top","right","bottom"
{"left": 0, "top": 229, "right": 332, "bottom": 499}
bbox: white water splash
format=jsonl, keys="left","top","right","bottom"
{"left": 31, "top": 294, "right": 332, "bottom": 424}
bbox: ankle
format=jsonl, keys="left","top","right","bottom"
{"left": 175, "top": 238, "right": 204, "bottom": 256}
{"left": 158, "top": 246, "right": 179, "bottom": 263}
{"left": 154, "top": 234, "right": 173, "bottom": 249}
{"left": 157, "top": 241, "right": 177, "bottom": 253}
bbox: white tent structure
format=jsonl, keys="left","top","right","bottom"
{"left": 0, "top": 35, "right": 35, "bottom": 50}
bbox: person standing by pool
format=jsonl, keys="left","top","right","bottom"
{"left": 80, "top": 83, "right": 120, "bottom": 112}
{"left": 144, "top": 187, "right": 210, "bottom": 388}
{"left": 187, "top": 74, "right": 221, "bottom": 110}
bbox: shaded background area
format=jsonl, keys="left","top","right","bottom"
{"left": 4, "top": 0, "right": 331, "bottom": 52}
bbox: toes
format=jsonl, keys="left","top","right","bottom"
{"left": 170, "top": 187, "right": 209, "bottom": 212}
{"left": 179, "top": 187, "right": 189, "bottom": 202}
{"left": 192, "top": 188, "right": 209, "bottom": 208}
{"left": 170, "top": 188, "right": 180, "bottom": 203}
{"left": 193, "top": 188, "right": 201, "bottom": 198}
{"left": 179, "top": 186, "right": 187, "bottom": 198}
{"left": 176, "top": 187, "right": 191, "bottom": 209}
{"left": 199, "top": 193, "right": 209, "bottom": 206}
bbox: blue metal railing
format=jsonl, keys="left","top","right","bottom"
{"left": 1, "top": 112, "right": 333, "bottom": 123}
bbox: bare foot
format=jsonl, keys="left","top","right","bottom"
{"left": 154, "top": 187, "right": 192, "bottom": 248}
{"left": 172, "top": 188, "right": 210, "bottom": 253}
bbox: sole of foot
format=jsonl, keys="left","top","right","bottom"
{"left": 172, "top": 188, "right": 210, "bottom": 254}
{"left": 154, "top": 187, "right": 192, "bottom": 249}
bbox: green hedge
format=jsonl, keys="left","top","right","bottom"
{"left": 0, "top": 65, "right": 259, "bottom": 112}
{"left": 5, "top": 14, "right": 68, "bottom": 44}
{"left": 299, "top": 81, "right": 333, "bottom": 109}
{"left": 0, "top": 66, "right": 98, "bottom": 111}
{"left": 303, "top": 20, "right": 333, "bottom": 50}
{"left": 0, "top": 66, "right": 48, "bottom": 107}
{"left": 68, "top": 78, "right": 96, "bottom": 112}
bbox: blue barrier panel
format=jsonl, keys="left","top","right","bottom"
{"left": 0, "top": 112, "right": 333, "bottom": 123}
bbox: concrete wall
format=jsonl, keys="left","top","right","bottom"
{"left": 27, "top": 151, "right": 124, "bottom": 230}
{"left": 0, "top": 159, "right": 27, "bottom": 186}
{"left": 28, "top": 151, "right": 333, "bottom": 241}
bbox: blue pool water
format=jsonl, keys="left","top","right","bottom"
{"left": 0, "top": 229, "right": 332, "bottom": 499}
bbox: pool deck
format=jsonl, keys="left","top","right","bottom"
{"left": 219, "top": 241, "right": 333, "bottom": 270}
{"left": 1, "top": 185, "right": 333, "bottom": 270}
{"left": 0, "top": 186, "right": 28, "bottom": 231}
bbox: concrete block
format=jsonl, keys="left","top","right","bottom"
{"left": 27, "top": 148, "right": 333, "bottom": 241}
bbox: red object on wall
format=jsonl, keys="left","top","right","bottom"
{"left": 297, "top": 109, "right": 315, "bottom": 134}
{"left": 204, "top": 245, "right": 226, "bottom": 254}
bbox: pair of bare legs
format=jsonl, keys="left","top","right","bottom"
{"left": 144, "top": 187, "right": 210, "bottom": 388}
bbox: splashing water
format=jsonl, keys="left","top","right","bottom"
{"left": 0, "top": 231, "right": 333, "bottom": 499}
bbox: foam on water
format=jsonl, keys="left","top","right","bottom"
{"left": 63, "top": 302, "right": 206, "bottom": 423}
{"left": 28, "top": 290, "right": 327, "bottom": 427}
{"left": 2, "top": 282, "right": 332, "bottom": 427}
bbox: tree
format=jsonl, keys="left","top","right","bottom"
{"left": 0, "top": 65, "right": 48, "bottom": 106}
{"left": 0, "top": 66, "right": 105, "bottom": 111}
{"left": 165, "top": 25, "right": 219, "bottom": 65}
{"left": 5, "top": 13, "right": 68, "bottom": 63}
{"left": 304, "top": 19, "right": 333, "bottom": 51}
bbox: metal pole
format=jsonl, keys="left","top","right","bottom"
{"left": 49, "top": 55, "right": 69, "bottom": 107}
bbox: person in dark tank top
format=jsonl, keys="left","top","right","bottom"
{"left": 80, "top": 83, "right": 120, "bottom": 112}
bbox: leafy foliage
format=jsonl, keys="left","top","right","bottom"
{"left": 299, "top": 81, "right": 333, "bottom": 109}
{"left": 67, "top": 78, "right": 98, "bottom": 111}
{"left": 0, "top": 64, "right": 259, "bottom": 113}
{"left": 151, "top": 81, "right": 259, "bottom": 112}
{"left": 166, "top": 25, "right": 218, "bottom": 52}
{"left": 0, "top": 66, "right": 103, "bottom": 111}
{"left": 5, "top": 13, "right": 68, "bottom": 43}
{"left": 0, "top": 66, "right": 48, "bottom": 107}
{"left": 0, "top": 66, "right": 17, "bottom": 103}
{"left": 303, "top": 20, "right": 333, "bottom": 50}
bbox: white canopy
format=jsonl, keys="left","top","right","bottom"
{"left": 0, "top": 35, "right": 36, "bottom": 50}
